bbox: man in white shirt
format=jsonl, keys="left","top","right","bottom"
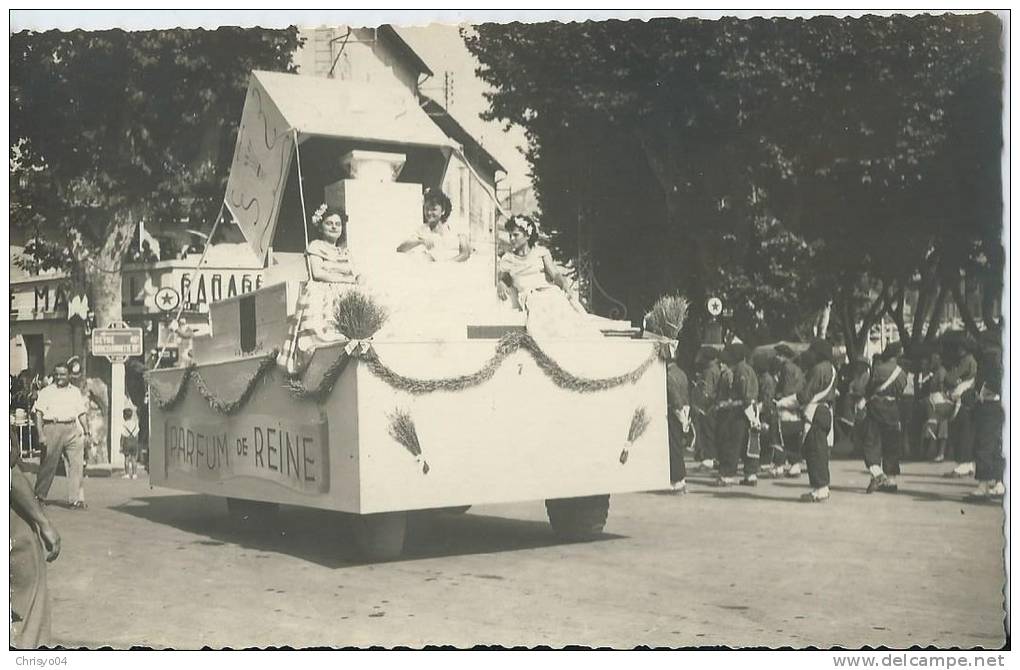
{"left": 32, "top": 363, "right": 90, "bottom": 509}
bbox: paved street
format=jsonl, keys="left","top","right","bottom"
{"left": 35, "top": 458, "right": 1005, "bottom": 649}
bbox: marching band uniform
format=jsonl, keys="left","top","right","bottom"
{"left": 942, "top": 337, "right": 978, "bottom": 478}
{"left": 797, "top": 340, "right": 837, "bottom": 502}
{"left": 863, "top": 343, "right": 907, "bottom": 493}
{"left": 773, "top": 346, "right": 806, "bottom": 477}
{"left": 716, "top": 344, "right": 760, "bottom": 486}
{"left": 692, "top": 351, "right": 722, "bottom": 470}
{"left": 666, "top": 360, "right": 693, "bottom": 494}
{"left": 970, "top": 333, "right": 1005, "bottom": 498}
{"left": 758, "top": 365, "right": 785, "bottom": 477}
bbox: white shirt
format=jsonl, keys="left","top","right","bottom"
{"left": 34, "top": 384, "right": 88, "bottom": 422}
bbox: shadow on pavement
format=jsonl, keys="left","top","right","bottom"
{"left": 110, "top": 494, "right": 622, "bottom": 568}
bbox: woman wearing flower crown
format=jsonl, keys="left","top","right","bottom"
{"left": 497, "top": 215, "right": 602, "bottom": 342}
{"left": 278, "top": 204, "right": 359, "bottom": 374}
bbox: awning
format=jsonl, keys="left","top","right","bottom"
{"left": 224, "top": 71, "right": 457, "bottom": 264}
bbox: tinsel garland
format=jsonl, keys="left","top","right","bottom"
{"left": 358, "top": 331, "right": 670, "bottom": 396}
{"left": 150, "top": 333, "right": 671, "bottom": 414}
{"left": 147, "top": 349, "right": 279, "bottom": 414}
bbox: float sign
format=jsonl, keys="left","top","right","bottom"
{"left": 163, "top": 414, "right": 330, "bottom": 495}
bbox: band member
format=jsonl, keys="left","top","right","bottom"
{"left": 772, "top": 344, "right": 805, "bottom": 477}
{"left": 941, "top": 332, "right": 978, "bottom": 478}
{"left": 691, "top": 347, "right": 722, "bottom": 471}
{"left": 666, "top": 351, "right": 694, "bottom": 494}
{"left": 863, "top": 342, "right": 907, "bottom": 493}
{"left": 758, "top": 354, "right": 785, "bottom": 478}
{"left": 716, "top": 343, "right": 760, "bottom": 487}
{"left": 796, "top": 340, "right": 837, "bottom": 502}
{"left": 969, "top": 329, "right": 1005, "bottom": 499}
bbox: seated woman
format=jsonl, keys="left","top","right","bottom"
{"left": 396, "top": 188, "right": 471, "bottom": 262}
{"left": 497, "top": 215, "right": 602, "bottom": 343}
{"left": 278, "top": 204, "right": 359, "bottom": 374}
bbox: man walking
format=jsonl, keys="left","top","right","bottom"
{"left": 864, "top": 342, "right": 908, "bottom": 493}
{"left": 33, "top": 363, "right": 90, "bottom": 509}
{"left": 797, "top": 340, "right": 837, "bottom": 502}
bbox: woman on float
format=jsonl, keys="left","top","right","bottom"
{"left": 497, "top": 215, "right": 601, "bottom": 343}
{"left": 278, "top": 204, "right": 359, "bottom": 374}
{"left": 396, "top": 188, "right": 471, "bottom": 262}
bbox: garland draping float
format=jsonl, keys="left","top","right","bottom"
{"left": 619, "top": 406, "right": 651, "bottom": 464}
{"left": 147, "top": 349, "right": 280, "bottom": 414}
{"left": 150, "top": 333, "right": 671, "bottom": 415}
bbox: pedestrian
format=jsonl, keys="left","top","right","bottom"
{"left": 942, "top": 332, "right": 978, "bottom": 478}
{"left": 666, "top": 349, "right": 693, "bottom": 495}
{"left": 863, "top": 342, "right": 908, "bottom": 493}
{"left": 969, "top": 329, "right": 1005, "bottom": 499}
{"left": 715, "top": 342, "right": 760, "bottom": 487}
{"left": 10, "top": 427, "right": 61, "bottom": 648}
{"left": 32, "top": 363, "right": 91, "bottom": 509}
{"left": 797, "top": 339, "right": 837, "bottom": 502}
{"left": 120, "top": 407, "right": 141, "bottom": 479}
{"left": 691, "top": 347, "right": 722, "bottom": 472}
{"left": 772, "top": 344, "right": 806, "bottom": 478}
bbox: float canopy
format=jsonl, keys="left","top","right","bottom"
{"left": 224, "top": 70, "right": 457, "bottom": 264}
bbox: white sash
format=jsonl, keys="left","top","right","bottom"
{"left": 949, "top": 377, "right": 976, "bottom": 420}
{"left": 873, "top": 365, "right": 903, "bottom": 396}
{"left": 804, "top": 364, "right": 836, "bottom": 447}
{"left": 776, "top": 393, "right": 800, "bottom": 423}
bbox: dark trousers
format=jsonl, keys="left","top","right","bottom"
{"left": 974, "top": 402, "right": 1004, "bottom": 482}
{"left": 863, "top": 403, "right": 903, "bottom": 477}
{"left": 667, "top": 415, "right": 689, "bottom": 484}
{"left": 780, "top": 420, "right": 804, "bottom": 465}
{"left": 950, "top": 405, "right": 976, "bottom": 464}
{"left": 693, "top": 410, "right": 716, "bottom": 461}
{"left": 717, "top": 408, "right": 759, "bottom": 478}
{"left": 760, "top": 418, "right": 786, "bottom": 467}
{"left": 803, "top": 405, "right": 832, "bottom": 489}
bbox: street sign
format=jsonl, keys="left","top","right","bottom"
{"left": 154, "top": 287, "right": 181, "bottom": 313}
{"left": 92, "top": 326, "right": 143, "bottom": 363}
{"left": 707, "top": 297, "right": 723, "bottom": 317}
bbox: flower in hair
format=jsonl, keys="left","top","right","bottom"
{"left": 311, "top": 203, "right": 328, "bottom": 226}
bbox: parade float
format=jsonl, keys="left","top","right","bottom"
{"left": 147, "top": 71, "right": 670, "bottom": 559}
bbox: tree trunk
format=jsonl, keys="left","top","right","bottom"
{"left": 950, "top": 279, "right": 982, "bottom": 339}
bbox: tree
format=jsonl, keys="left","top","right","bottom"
{"left": 465, "top": 13, "right": 1003, "bottom": 357}
{"left": 10, "top": 27, "right": 301, "bottom": 330}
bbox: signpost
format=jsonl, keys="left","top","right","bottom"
{"left": 92, "top": 322, "right": 143, "bottom": 470}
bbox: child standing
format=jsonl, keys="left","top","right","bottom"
{"left": 120, "top": 407, "right": 140, "bottom": 479}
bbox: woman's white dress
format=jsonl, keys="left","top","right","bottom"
{"left": 498, "top": 246, "right": 602, "bottom": 343}
{"left": 278, "top": 239, "right": 357, "bottom": 374}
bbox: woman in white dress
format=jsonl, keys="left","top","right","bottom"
{"left": 396, "top": 188, "right": 471, "bottom": 262}
{"left": 278, "top": 204, "right": 359, "bottom": 373}
{"left": 498, "top": 215, "right": 602, "bottom": 343}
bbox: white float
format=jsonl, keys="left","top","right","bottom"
{"left": 147, "top": 71, "right": 670, "bottom": 559}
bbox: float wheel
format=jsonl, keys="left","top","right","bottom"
{"left": 545, "top": 495, "right": 610, "bottom": 541}
{"left": 354, "top": 511, "right": 408, "bottom": 561}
